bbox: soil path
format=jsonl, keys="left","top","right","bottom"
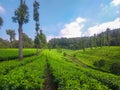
{"left": 43, "top": 60, "right": 58, "bottom": 90}
{"left": 66, "top": 55, "right": 110, "bottom": 73}
{"left": 67, "top": 55, "right": 88, "bottom": 68}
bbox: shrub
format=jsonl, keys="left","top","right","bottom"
{"left": 57, "top": 48, "right": 62, "bottom": 53}
{"left": 99, "top": 59, "right": 105, "bottom": 67}
{"left": 63, "top": 52, "right": 67, "bottom": 56}
{"left": 73, "top": 54, "right": 76, "bottom": 57}
{"left": 93, "top": 61, "right": 98, "bottom": 67}
{"left": 110, "top": 63, "right": 120, "bottom": 75}
{"left": 93, "top": 59, "right": 105, "bottom": 67}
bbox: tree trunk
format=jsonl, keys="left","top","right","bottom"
{"left": 36, "top": 32, "right": 39, "bottom": 55}
{"left": 10, "top": 38, "right": 12, "bottom": 48}
{"left": 36, "top": 45, "right": 38, "bottom": 55}
{"left": 18, "top": 24, "right": 23, "bottom": 60}
{"left": 10, "top": 42, "right": 12, "bottom": 48}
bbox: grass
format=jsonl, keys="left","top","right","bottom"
{"left": 71, "top": 46, "right": 120, "bottom": 72}
{"left": 0, "top": 54, "right": 46, "bottom": 89}
{"left": 0, "top": 48, "right": 36, "bottom": 61}
{"left": 0, "top": 46, "right": 120, "bottom": 89}
{"left": 42, "top": 49, "right": 120, "bottom": 90}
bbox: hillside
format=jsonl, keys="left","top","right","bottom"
{"left": 68, "top": 46, "right": 120, "bottom": 74}
{"left": 0, "top": 47, "right": 120, "bottom": 89}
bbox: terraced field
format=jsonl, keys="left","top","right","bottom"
{"left": 0, "top": 49, "right": 36, "bottom": 61}
{"left": 69, "top": 46, "right": 120, "bottom": 72}
{"left": 0, "top": 47, "right": 120, "bottom": 90}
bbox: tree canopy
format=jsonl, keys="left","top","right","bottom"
{"left": 12, "top": 0, "right": 29, "bottom": 60}
{"left": 6, "top": 29, "right": 16, "bottom": 48}
{"left": 12, "top": 0, "right": 29, "bottom": 25}
{"left": 0, "top": 16, "right": 3, "bottom": 29}
{"left": 23, "top": 33, "right": 34, "bottom": 48}
{"left": 48, "top": 28, "right": 120, "bottom": 50}
{"left": 33, "top": 0, "right": 40, "bottom": 33}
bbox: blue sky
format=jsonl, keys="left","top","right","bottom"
{"left": 0, "top": 0, "right": 120, "bottom": 41}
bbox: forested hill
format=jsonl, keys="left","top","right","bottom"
{"left": 48, "top": 28, "right": 120, "bottom": 50}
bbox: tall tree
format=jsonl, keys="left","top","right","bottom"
{"left": 89, "top": 37, "right": 93, "bottom": 49}
{"left": 106, "top": 28, "right": 111, "bottom": 47}
{"left": 33, "top": 0, "right": 40, "bottom": 54}
{"left": 81, "top": 37, "right": 86, "bottom": 52}
{"left": 93, "top": 34, "right": 97, "bottom": 48}
{"left": 12, "top": 0, "right": 29, "bottom": 60}
{"left": 0, "top": 38, "right": 10, "bottom": 48}
{"left": 34, "top": 30, "right": 47, "bottom": 49}
{"left": 116, "top": 29, "right": 120, "bottom": 46}
{"left": 0, "top": 16, "right": 3, "bottom": 29}
{"left": 99, "top": 32, "right": 104, "bottom": 48}
{"left": 6, "top": 29, "right": 16, "bottom": 48}
{"left": 39, "top": 30, "right": 47, "bottom": 48}
{"left": 23, "top": 33, "right": 34, "bottom": 48}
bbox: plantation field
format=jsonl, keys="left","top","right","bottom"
{"left": 69, "top": 46, "right": 120, "bottom": 72}
{"left": 0, "top": 46, "right": 120, "bottom": 90}
{"left": 0, "top": 49, "right": 36, "bottom": 61}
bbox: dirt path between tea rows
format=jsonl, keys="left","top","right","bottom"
{"left": 66, "top": 55, "right": 110, "bottom": 73}
{"left": 43, "top": 60, "right": 58, "bottom": 90}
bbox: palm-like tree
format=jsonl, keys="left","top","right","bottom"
{"left": 6, "top": 29, "right": 16, "bottom": 48}
{"left": 0, "top": 16, "right": 3, "bottom": 29}
{"left": 12, "top": 0, "right": 29, "bottom": 60}
{"left": 33, "top": 0, "right": 40, "bottom": 55}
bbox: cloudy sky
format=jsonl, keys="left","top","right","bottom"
{"left": 0, "top": 0, "right": 120, "bottom": 41}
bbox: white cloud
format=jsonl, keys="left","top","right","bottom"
{"left": 47, "top": 35, "right": 56, "bottom": 42}
{"left": 86, "top": 18, "right": 120, "bottom": 36}
{"left": 60, "top": 17, "right": 86, "bottom": 38}
{"left": 111, "top": 0, "right": 120, "bottom": 6}
{"left": 0, "top": 5, "right": 5, "bottom": 14}
{"left": 47, "top": 18, "right": 120, "bottom": 41}
{"left": 46, "top": 17, "right": 86, "bottom": 41}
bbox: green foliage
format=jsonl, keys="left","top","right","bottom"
{"left": 12, "top": 0, "right": 29, "bottom": 24}
{"left": 34, "top": 30, "right": 47, "bottom": 49}
{"left": 34, "top": 34, "right": 40, "bottom": 46}
{"left": 110, "top": 63, "right": 120, "bottom": 75}
{"left": 0, "top": 38, "right": 19, "bottom": 48}
{"left": 0, "top": 16, "right": 3, "bottom": 29}
{"left": 0, "top": 55, "right": 38, "bottom": 75}
{"left": 6, "top": 29, "right": 16, "bottom": 48}
{"left": 0, "top": 38, "right": 10, "bottom": 48}
{"left": 33, "top": 0, "right": 39, "bottom": 33}
{"left": 33, "top": 0, "right": 40, "bottom": 36}
{"left": 33, "top": 0, "right": 39, "bottom": 22}
{"left": 94, "top": 59, "right": 105, "bottom": 67}
{"left": 63, "top": 52, "right": 67, "bottom": 56}
{"left": 0, "top": 49, "right": 36, "bottom": 61}
{"left": 73, "top": 54, "right": 76, "bottom": 57}
{"left": 39, "top": 30, "right": 47, "bottom": 48}
{"left": 48, "top": 29, "right": 120, "bottom": 50}
{"left": 22, "top": 33, "right": 34, "bottom": 48}
{"left": 106, "top": 28, "right": 111, "bottom": 47}
{"left": 0, "top": 55, "right": 46, "bottom": 89}
{"left": 57, "top": 47, "right": 62, "bottom": 53}
{"left": 42, "top": 50, "right": 120, "bottom": 90}
{"left": 6, "top": 29, "right": 16, "bottom": 41}
{"left": 0, "top": 48, "right": 120, "bottom": 89}
{"left": 12, "top": 0, "right": 29, "bottom": 60}
{"left": 73, "top": 46, "right": 120, "bottom": 72}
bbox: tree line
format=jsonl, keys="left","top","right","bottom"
{"left": 0, "top": 0, "right": 120, "bottom": 60}
{"left": 0, "top": 31, "right": 47, "bottom": 48}
{"left": 48, "top": 28, "right": 120, "bottom": 50}
{"left": 0, "top": 0, "right": 47, "bottom": 60}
